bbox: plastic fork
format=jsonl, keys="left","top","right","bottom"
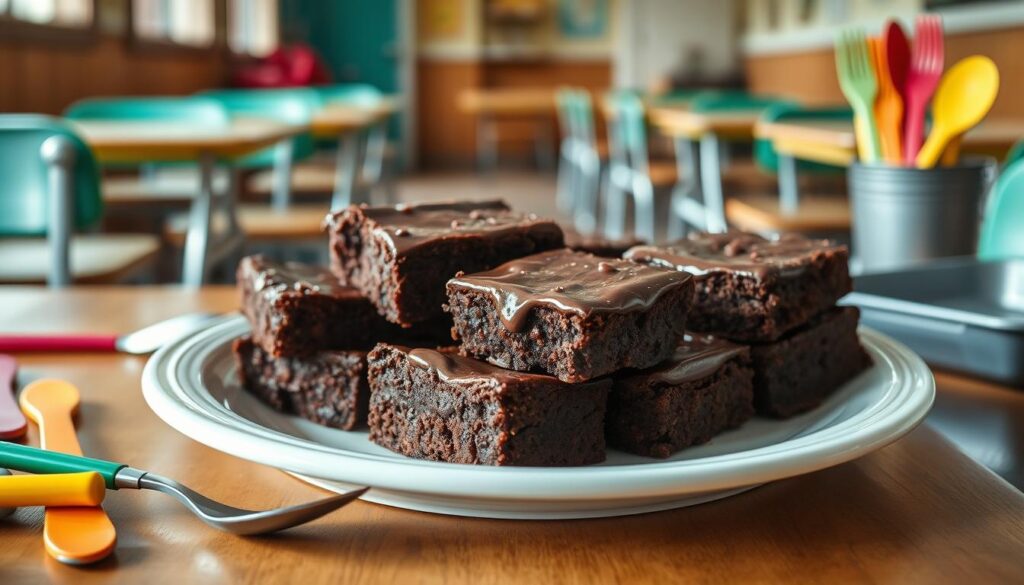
{"left": 835, "top": 29, "right": 882, "bottom": 163}
{"left": 903, "top": 14, "right": 945, "bottom": 165}
{"left": 871, "top": 37, "right": 904, "bottom": 164}
{"left": 0, "top": 440, "right": 368, "bottom": 536}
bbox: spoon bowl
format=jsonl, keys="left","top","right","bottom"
{"left": 19, "top": 379, "right": 81, "bottom": 426}
{"left": 916, "top": 55, "right": 999, "bottom": 168}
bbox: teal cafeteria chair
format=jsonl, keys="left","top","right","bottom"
{"left": 603, "top": 91, "right": 677, "bottom": 241}
{"left": 555, "top": 88, "right": 605, "bottom": 235}
{"left": 0, "top": 115, "right": 158, "bottom": 286}
{"left": 978, "top": 158, "right": 1024, "bottom": 261}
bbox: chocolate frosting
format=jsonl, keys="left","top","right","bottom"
{"left": 395, "top": 345, "right": 565, "bottom": 386}
{"left": 244, "top": 256, "right": 357, "bottom": 299}
{"left": 448, "top": 249, "right": 691, "bottom": 332}
{"left": 625, "top": 231, "right": 845, "bottom": 280}
{"left": 642, "top": 334, "right": 747, "bottom": 385}
{"left": 352, "top": 200, "right": 562, "bottom": 257}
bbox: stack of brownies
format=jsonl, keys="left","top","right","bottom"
{"left": 624, "top": 232, "right": 871, "bottom": 418}
{"left": 234, "top": 200, "right": 870, "bottom": 467}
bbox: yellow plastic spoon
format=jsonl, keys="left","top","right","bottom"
{"left": 916, "top": 55, "right": 999, "bottom": 169}
{"left": 0, "top": 471, "right": 106, "bottom": 508}
{"left": 19, "top": 380, "right": 117, "bottom": 565}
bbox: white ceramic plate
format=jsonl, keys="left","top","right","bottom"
{"left": 142, "top": 315, "right": 934, "bottom": 520}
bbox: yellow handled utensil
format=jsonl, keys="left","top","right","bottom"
{"left": 19, "top": 380, "right": 117, "bottom": 565}
{"left": 0, "top": 471, "right": 105, "bottom": 508}
{"left": 916, "top": 55, "right": 1000, "bottom": 169}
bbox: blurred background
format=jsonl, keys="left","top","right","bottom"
{"left": 1, "top": 0, "right": 1024, "bottom": 491}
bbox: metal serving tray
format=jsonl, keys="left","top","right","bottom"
{"left": 844, "top": 257, "right": 1024, "bottom": 387}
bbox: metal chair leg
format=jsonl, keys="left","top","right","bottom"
{"left": 574, "top": 152, "right": 600, "bottom": 235}
{"left": 182, "top": 152, "right": 217, "bottom": 288}
{"left": 331, "top": 132, "right": 362, "bottom": 210}
{"left": 603, "top": 165, "right": 627, "bottom": 240}
{"left": 632, "top": 174, "right": 656, "bottom": 243}
{"left": 41, "top": 135, "right": 75, "bottom": 288}
{"left": 271, "top": 139, "right": 295, "bottom": 212}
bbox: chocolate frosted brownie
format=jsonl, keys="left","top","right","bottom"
{"left": 751, "top": 306, "right": 871, "bottom": 417}
{"left": 325, "top": 200, "right": 565, "bottom": 326}
{"left": 367, "top": 344, "right": 610, "bottom": 466}
{"left": 625, "top": 232, "right": 851, "bottom": 342}
{"left": 607, "top": 335, "right": 754, "bottom": 458}
{"left": 238, "top": 255, "right": 449, "bottom": 356}
{"left": 446, "top": 249, "right": 693, "bottom": 383}
{"left": 233, "top": 336, "right": 369, "bottom": 430}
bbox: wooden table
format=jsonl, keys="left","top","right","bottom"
{"left": 647, "top": 105, "right": 765, "bottom": 234}
{"left": 458, "top": 88, "right": 556, "bottom": 170}
{"left": 71, "top": 120, "right": 306, "bottom": 287}
{"left": 309, "top": 99, "right": 400, "bottom": 210}
{"left": 2, "top": 286, "right": 1023, "bottom": 583}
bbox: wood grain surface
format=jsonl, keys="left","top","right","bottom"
{"left": 0, "top": 286, "right": 1022, "bottom": 584}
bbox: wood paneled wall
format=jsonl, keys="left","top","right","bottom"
{"left": 416, "top": 58, "right": 611, "bottom": 168}
{"left": 0, "top": 37, "right": 227, "bottom": 115}
{"left": 744, "top": 25, "right": 1024, "bottom": 118}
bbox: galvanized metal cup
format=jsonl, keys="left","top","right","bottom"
{"left": 847, "top": 159, "right": 996, "bottom": 273}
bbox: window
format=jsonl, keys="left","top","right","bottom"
{"left": 229, "top": 0, "right": 279, "bottom": 57}
{"left": 131, "top": 0, "right": 217, "bottom": 49}
{"left": 0, "top": 0, "right": 96, "bottom": 40}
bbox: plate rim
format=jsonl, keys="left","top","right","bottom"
{"left": 142, "top": 315, "right": 935, "bottom": 501}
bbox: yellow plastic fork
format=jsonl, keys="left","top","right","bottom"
{"left": 836, "top": 29, "right": 882, "bottom": 163}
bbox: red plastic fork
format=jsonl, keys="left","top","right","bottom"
{"left": 903, "top": 15, "right": 945, "bottom": 165}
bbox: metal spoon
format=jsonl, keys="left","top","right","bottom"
{"left": 0, "top": 441, "right": 367, "bottom": 536}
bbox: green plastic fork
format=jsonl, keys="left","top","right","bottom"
{"left": 836, "top": 29, "right": 882, "bottom": 163}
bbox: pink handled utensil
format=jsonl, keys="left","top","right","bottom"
{"left": 0, "top": 313, "right": 214, "bottom": 355}
{"left": 0, "top": 355, "right": 26, "bottom": 440}
{"left": 903, "top": 14, "right": 945, "bottom": 165}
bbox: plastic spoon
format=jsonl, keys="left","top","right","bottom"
{"left": 915, "top": 55, "right": 999, "bottom": 169}
{"left": 0, "top": 355, "right": 26, "bottom": 440}
{"left": 19, "top": 380, "right": 117, "bottom": 565}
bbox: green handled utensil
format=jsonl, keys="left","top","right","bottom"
{"left": 0, "top": 441, "right": 368, "bottom": 536}
{"left": 835, "top": 29, "right": 883, "bottom": 163}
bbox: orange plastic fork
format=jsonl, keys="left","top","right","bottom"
{"left": 871, "top": 37, "right": 904, "bottom": 164}
{"left": 903, "top": 14, "right": 945, "bottom": 165}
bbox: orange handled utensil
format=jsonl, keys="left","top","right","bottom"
{"left": 871, "top": 36, "right": 904, "bottom": 164}
{"left": 19, "top": 380, "right": 117, "bottom": 565}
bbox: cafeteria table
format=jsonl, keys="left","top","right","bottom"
{"left": 310, "top": 98, "right": 399, "bottom": 209}
{"left": 755, "top": 117, "right": 1024, "bottom": 214}
{"left": 71, "top": 119, "right": 305, "bottom": 287}
{"left": 1, "top": 286, "right": 1022, "bottom": 584}
{"left": 647, "top": 105, "right": 764, "bottom": 233}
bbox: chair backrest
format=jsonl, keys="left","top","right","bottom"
{"left": 199, "top": 88, "right": 322, "bottom": 167}
{"left": 978, "top": 158, "right": 1024, "bottom": 261}
{"left": 754, "top": 102, "right": 852, "bottom": 174}
{"left": 0, "top": 115, "right": 102, "bottom": 237}
{"left": 605, "top": 90, "right": 649, "bottom": 173}
{"left": 64, "top": 96, "right": 230, "bottom": 126}
{"left": 313, "top": 83, "right": 382, "bottom": 107}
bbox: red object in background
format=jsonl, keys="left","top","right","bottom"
{"left": 231, "top": 43, "right": 332, "bottom": 88}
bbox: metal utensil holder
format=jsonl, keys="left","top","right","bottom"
{"left": 848, "top": 158, "right": 996, "bottom": 273}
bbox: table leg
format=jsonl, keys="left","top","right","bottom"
{"left": 331, "top": 131, "right": 362, "bottom": 211}
{"left": 699, "top": 133, "right": 728, "bottom": 233}
{"left": 778, "top": 153, "right": 800, "bottom": 215}
{"left": 271, "top": 139, "right": 295, "bottom": 212}
{"left": 182, "top": 152, "right": 216, "bottom": 288}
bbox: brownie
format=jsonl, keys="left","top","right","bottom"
{"left": 751, "top": 306, "right": 871, "bottom": 417}
{"left": 625, "top": 231, "right": 852, "bottom": 342}
{"left": 233, "top": 336, "right": 369, "bottom": 430}
{"left": 324, "top": 200, "right": 565, "bottom": 326}
{"left": 607, "top": 335, "right": 754, "bottom": 458}
{"left": 367, "top": 344, "right": 610, "bottom": 466}
{"left": 446, "top": 249, "right": 694, "bottom": 383}
{"left": 238, "top": 255, "right": 449, "bottom": 357}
